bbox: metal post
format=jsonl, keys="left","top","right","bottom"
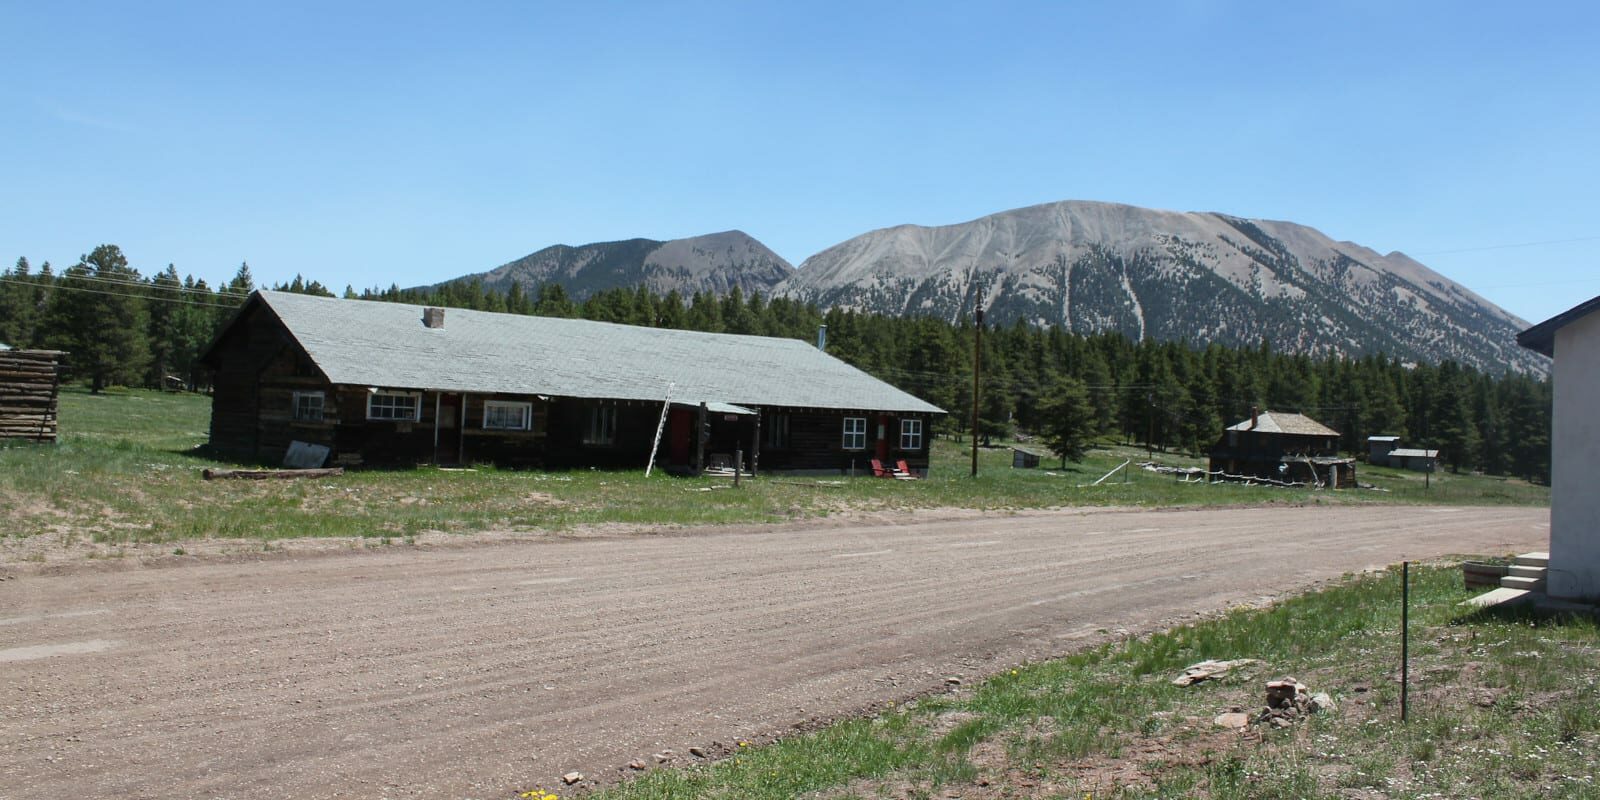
{"left": 1401, "top": 560, "right": 1410, "bottom": 723}
{"left": 971, "top": 285, "right": 983, "bottom": 478}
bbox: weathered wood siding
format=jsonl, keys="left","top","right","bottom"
{"left": 207, "top": 306, "right": 303, "bottom": 458}
{"left": 460, "top": 393, "right": 549, "bottom": 467}
{"left": 758, "top": 410, "right": 934, "bottom": 474}
{"left": 0, "top": 350, "right": 65, "bottom": 443}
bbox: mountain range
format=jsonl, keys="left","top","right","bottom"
{"left": 437, "top": 200, "right": 1546, "bottom": 374}
{"left": 442, "top": 230, "right": 792, "bottom": 300}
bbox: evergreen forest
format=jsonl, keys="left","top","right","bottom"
{"left": 0, "top": 246, "right": 1552, "bottom": 481}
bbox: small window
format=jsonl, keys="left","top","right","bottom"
{"left": 900, "top": 418, "right": 923, "bottom": 451}
{"left": 583, "top": 405, "right": 617, "bottom": 445}
{"left": 292, "top": 391, "right": 325, "bottom": 422}
{"left": 483, "top": 400, "right": 532, "bottom": 431}
{"left": 367, "top": 391, "right": 420, "bottom": 421}
{"left": 764, "top": 413, "right": 790, "bottom": 449}
{"left": 842, "top": 416, "right": 866, "bottom": 450}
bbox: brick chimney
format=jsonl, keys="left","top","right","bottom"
{"left": 423, "top": 307, "right": 445, "bottom": 329}
{"left": 1250, "top": 406, "right": 1259, "bottom": 430}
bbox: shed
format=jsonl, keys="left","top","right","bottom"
{"left": 1387, "top": 448, "right": 1438, "bottom": 472}
{"left": 1011, "top": 447, "right": 1043, "bottom": 469}
{"left": 1367, "top": 435, "right": 1400, "bottom": 465}
{"left": 1517, "top": 295, "right": 1598, "bottom": 601}
{"left": 201, "top": 291, "right": 945, "bottom": 475}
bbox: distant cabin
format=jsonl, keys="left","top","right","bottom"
{"left": 201, "top": 291, "right": 945, "bottom": 475}
{"left": 1207, "top": 409, "right": 1355, "bottom": 488}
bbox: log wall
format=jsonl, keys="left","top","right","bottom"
{"left": 0, "top": 350, "right": 65, "bottom": 443}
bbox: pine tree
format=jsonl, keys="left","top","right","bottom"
{"left": 45, "top": 245, "right": 150, "bottom": 393}
{"left": 0, "top": 257, "right": 36, "bottom": 347}
{"left": 1039, "top": 375, "right": 1096, "bottom": 466}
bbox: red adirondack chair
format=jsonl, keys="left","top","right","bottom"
{"left": 870, "top": 458, "right": 892, "bottom": 478}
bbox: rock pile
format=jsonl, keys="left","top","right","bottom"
{"left": 1211, "top": 676, "right": 1337, "bottom": 730}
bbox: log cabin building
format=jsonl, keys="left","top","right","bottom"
{"left": 202, "top": 291, "right": 944, "bottom": 474}
{"left": 1206, "top": 409, "right": 1356, "bottom": 488}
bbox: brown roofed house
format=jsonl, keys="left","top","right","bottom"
{"left": 1207, "top": 408, "right": 1355, "bottom": 488}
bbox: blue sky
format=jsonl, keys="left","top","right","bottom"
{"left": 3, "top": 1, "right": 1596, "bottom": 324}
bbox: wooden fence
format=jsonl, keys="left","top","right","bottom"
{"left": 0, "top": 350, "right": 65, "bottom": 443}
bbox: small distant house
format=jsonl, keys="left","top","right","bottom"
{"left": 0, "top": 349, "right": 65, "bottom": 443}
{"left": 1208, "top": 408, "right": 1355, "bottom": 488}
{"left": 201, "top": 291, "right": 945, "bottom": 475}
{"left": 1367, "top": 435, "right": 1400, "bottom": 465}
{"left": 1387, "top": 448, "right": 1439, "bottom": 472}
{"left": 1517, "top": 295, "right": 1600, "bottom": 601}
{"left": 1368, "top": 435, "right": 1437, "bottom": 471}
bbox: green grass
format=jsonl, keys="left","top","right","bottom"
{"left": 566, "top": 565, "right": 1599, "bottom": 800}
{"left": 0, "top": 388, "right": 1548, "bottom": 549}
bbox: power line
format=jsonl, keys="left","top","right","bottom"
{"left": 1414, "top": 235, "right": 1600, "bottom": 256}
{"left": 0, "top": 276, "right": 241, "bottom": 309}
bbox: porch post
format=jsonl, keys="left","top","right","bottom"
{"left": 752, "top": 409, "right": 762, "bottom": 477}
{"left": 694, "top": 402, "right": 707, "bottom": 474}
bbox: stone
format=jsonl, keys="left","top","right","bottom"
{"left": 1213, "top": 712, "right": 1251, "bottom": 730}
{"left": 1308, "top": 692, "right": 1337, "bottom": 713}
{"left": 652, "top": 752, "right": 672, "bottom": 763}
{"left": 1173, "top": 659, "right": 1262, "bottom": 686}
{"left": 688, "top": 746, "right": 708, "bottom": 758}
{"left": 945, "top": 676, "right": 963, "bottom": 686}
{"left": 561, "top": 771, "right": 583, "bottom": 785}
{"left": 628, "top": 759, "right": 647, "bottom": 770}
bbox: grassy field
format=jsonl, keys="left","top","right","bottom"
{"left": 0, "top": 388, "right": 1548, "bottom": 550}
{"left": 568, "top": 565, "right": 1598, "bottom": 800}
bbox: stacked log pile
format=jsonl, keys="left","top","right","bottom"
{"left": 0, "top": 350, "right": 65, "bottom": 442}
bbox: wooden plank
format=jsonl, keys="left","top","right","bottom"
{"left": 202, "top": 467, "right": 346, "bottom": 480}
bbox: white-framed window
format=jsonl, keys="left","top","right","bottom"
{"left": 583, "top": 405, "right": 617, "bottom": 445}
{"left": 292, "top": 391, "right": 325, "bottom": 422}
{"left": 842, "top": 416, "right": 867, "bottom": 450}
{"left": 482, "top": 400, "right": 532, "bottom": 431}
{"left": 367, "top": 391, "right": 420, "bottom": 421}
{"left": 764, "top": 413, "right": 790, "bottom": 449}
{"left": 900, "top": 418, "right": 923, "bottom": 451}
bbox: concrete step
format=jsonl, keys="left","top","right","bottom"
{"left": 1514, "top": 551, "right": 1550, "bottom": 568}
{"left": 1462, "top": 587, "right": 1535, "bottom": 608}
{"left": 1501, "top": 575, "right": 1546, "bottom": 591}
{"left": 1508, "top": 564, "right": 1548, "bottom": 579}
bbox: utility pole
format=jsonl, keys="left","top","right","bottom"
{"left": 971, "top": 285, "right": 984, "bottom": 478}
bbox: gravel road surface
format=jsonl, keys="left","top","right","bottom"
{"left": 0, "top": 505, "right": 1546, "bottom": 798}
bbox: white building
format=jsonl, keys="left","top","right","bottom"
{"left": 1518, "top": 295, "right": 1600, "bottom": 601}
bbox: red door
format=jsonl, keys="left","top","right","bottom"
{"left": 668, "top": 408, "right": 692, "bottom": 465}
{"left": 875, "top": 414, "right": 891, "bottom": 460}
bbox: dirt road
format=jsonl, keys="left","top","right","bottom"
{"left": 0, "top": 505, "right": 1545, "bottom": 799}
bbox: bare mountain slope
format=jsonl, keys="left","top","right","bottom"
{"left": 449, "top": 230, "right": 792, "bottom": 301}
{"left": 777, "top": 200, "right": 1543, "bottom": 373}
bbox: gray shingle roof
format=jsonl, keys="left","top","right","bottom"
{"left": 1225, "top": 411, "right": 1340, "bottom": 437}
{"left": 256, "top": 291, "right": 945, "bottom": 415}
{"left": 1390, "top": 448, "right": 1439, "bottom": 458}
